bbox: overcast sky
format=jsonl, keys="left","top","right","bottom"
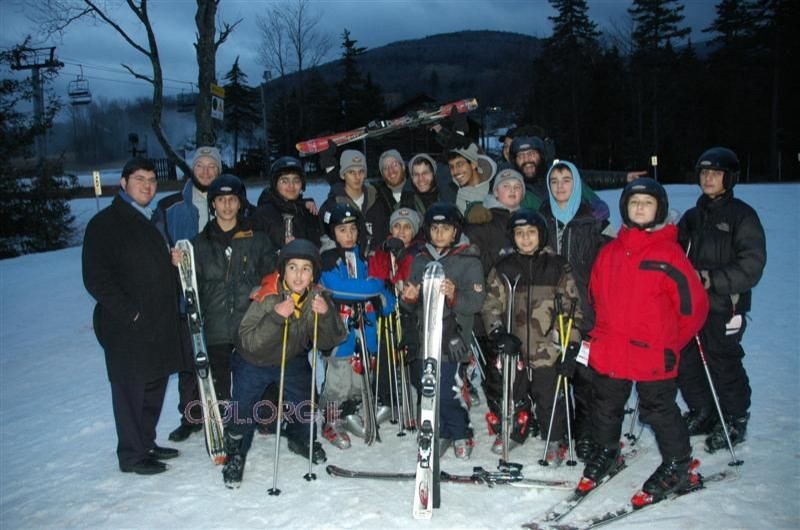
{"left": 1, "top": 0, "right": 717, "bottom": 110}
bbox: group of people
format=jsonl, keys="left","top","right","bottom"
{"left": 83, "top": 127, "right": 765, "bottom": 504}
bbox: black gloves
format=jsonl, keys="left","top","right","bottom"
{"left": 555, "top": 342, "right": 581, "bottom": 378}
{"left": 382, "top": 236, "right": 405, "bottom": 256}
{"left": 493, "top": 331, "right": 521, "bottom": 357}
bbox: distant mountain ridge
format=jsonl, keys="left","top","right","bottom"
{"left": 276, "top": 30, "right": 544, "bottom": 109}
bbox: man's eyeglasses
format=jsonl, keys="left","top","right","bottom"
{"left": 130, "top": 175, "right": 158, "bottom": 185}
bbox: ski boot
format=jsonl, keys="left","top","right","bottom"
{"left": 287, "top": 438, "right": 327, "bottom": 464}
{"left": 222, "top": 432, "right": 246, "bottom": 489}
{"left": 684, "top": 407, "right": 718, "bottom": 436}
{"left": 576, "top": 445, "right": 621, "bottom": 495}
{"left": 342, "top": 414, "right": 367, "bottom": 438}
{"left": 322, "top": 421, "right": 351, "bottom": 450}
{"left": 705, "top": 413, "right": 748, "bottom": 453}
{"left": 453, "top": 438, "right": 474, "bottom": 460}
{"left": 545, "top": 440, "right": 568, "bottom": 466}
{"left": 490, "top": 435, "right": 520, "bottom": 455}
{"left": 439, "top": 437, "right": 453, "bottom": 458}
{"left": 375, "top": 405, "right": 394, "bottom": 425}
{"left": 575, "top": 437, "right": 597, "bottom": 462}
{"left": 632, "top": 455, "right": 700, "bottom": 507}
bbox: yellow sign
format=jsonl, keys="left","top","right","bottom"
{"left": 650, "top": 156, "right": 658, "bottom": 167}
{"left": 93, "top": 170, "right": 102, "bottom": 196}
{"left": 211, "top": 83, "right": 225, "bottom": 121}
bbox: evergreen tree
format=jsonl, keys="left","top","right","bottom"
{"left": 540, "top": 0, "right": 601, "bottom": 162}
{"left": 223, "top": 57, "right": 261, "bottom": 164}
{"left": 1, "top": 43, "right": 76, "bottom": 259}
{"left": 627, "top": 0, "right": 691, "bottom": 179}
{"left": 337, "top": 29, "right": 384, "bottom": 129}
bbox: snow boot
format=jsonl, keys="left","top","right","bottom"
{"left": 322, "top": 421, "right": 351, "bottom": 450}
{"left": 575, "top": 437, "right": 597, "bottom": 462}
{"left": 684, "top": 407, "right": 718, "bottom": 436}
{"left": 287, "top": 437, "right": 327, "bottom": 464}
{"left": 453, "top": 438, "right": 474, "bottom": 460}
{"left": 577, "top": 445, "right": 621, "bottom": 494}
{"left": 705, "top": 413, "right": 748, "bottom": 453}
{"left": 222, "top": 432, "right": 246, "bottom": 489}
{"left": 632, "top": 455, "right": 698, "bottom": 507}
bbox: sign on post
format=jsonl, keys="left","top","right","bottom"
{"left": 211, "top": 84, "right": 225, "bottom": 121}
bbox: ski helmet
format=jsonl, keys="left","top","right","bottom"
{"left": 207, "top": 174, "right": 246, "bottom": 213}
{"left": 323, "top": 203, "right": 361, "bottom": 238}
{"left": 507, "top": 208, "right": 548, "bottom": 251}
{"left": 270, "top": 156, "right": 306, "bottom": 191}
{"left": 619, "top": 177, "right": 668, "bottom": 230}
{"left": 423, "top": 202, "right": 464, "bottom": 245}
{"left": 277, "top": 238, "right": 322, "bottom": 282}
{"left": 695, "top": 147, "right": 739, "bottom": 191}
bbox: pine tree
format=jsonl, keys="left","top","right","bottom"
{"left": 0, "top": 44, "right": 76, "bottom": 258}
{"left": 223, "top": 57, "right": 261, "bottom": 165}
{"left": 337, "top": 29, "right": 384, "bottom": 129}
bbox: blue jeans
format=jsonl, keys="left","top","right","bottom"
{"left": 229, "top": 350, "right": 315, "bottom": 453}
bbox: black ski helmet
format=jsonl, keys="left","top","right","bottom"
{"left": 423, "top": 202, "right": 464, "bottom": 245}
{"left": 507, "top": 208, "right": 548, "bottom": 251}
{"left": 323, "top": 203, "right": 361, "bottom": 238}
{"left": 270, "top": 156, "right": 306, "bottom": 191}
{"left": 619, "top": 177, "right": 668, "bottom": 230}
{"left": 277, "top": 238, "right": 322, "bottom": 282}
{"left": 695, "top": 147, "right": 739, "bottom": 191}
{"left": 207, "top": 174, "right": 246, "bottom": 213}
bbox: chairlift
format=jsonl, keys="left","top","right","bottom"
{"left": 178, "top": 87, "right": 198, "bottom": 112}
{"left": 68, "top": 65, "right": 92, "bottom": 106}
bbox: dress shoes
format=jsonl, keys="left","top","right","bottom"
{"left": 119, "top": 458, "right": 167, "bottom": 475}
{"left": 148, "top": 445, "right": 180, "bottom": 460}
{"left": 168, "top": 423, "right": 202, "bottom": 442}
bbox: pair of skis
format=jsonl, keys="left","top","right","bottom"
{"left": 295, "top": 98, "right": 478, "bottom": 156}
{"left": 175, "top": 240, "right": 226, "bottom": 465}
{"left": 327, "top": 464, "right": 574, "bottom": 490}
{"left": 412, "top": 261, "right": 447, "bottom": 519}
{"left": 521, "top": 444, "right": 739, "bottom": 529}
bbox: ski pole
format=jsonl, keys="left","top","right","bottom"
{"left": 374, "top": 316, "right": 382, "bottom": 413}
{"left": 269, "top": 318, "right": 290, "bottom": 496}
{"left": 385, "top": 318, "right": 399, "bottom": 426}
{"left": 304, "top": 310, "right": 320, "bottom": 481}
{"left": 695, "top": 335, "right": 744, "bottom": 466}
{"left": 561, "top": 299, "right": 577, "bottom": 466}
{"left": 624, "top": 396, "right": 640, "bottom": 443}
{"left": 539, "top": 294, "right": 564, "bottom": 466}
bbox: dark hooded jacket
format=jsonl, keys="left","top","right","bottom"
{"left": 678, "top": 190, "right": 766, "bottom": 316}
{"left": 254, "top": 187, "right": 322, "bottom": 249}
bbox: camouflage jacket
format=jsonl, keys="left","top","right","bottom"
{"left": 481, "top": 248, "right": 583, "bottom": 368}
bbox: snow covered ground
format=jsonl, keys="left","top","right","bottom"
{"left": 1, "top": 184, "right": 798, "bottom": 529}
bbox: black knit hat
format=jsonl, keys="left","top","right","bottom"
{"left": 277, "top": 239, "right": 322, "bottom": 282}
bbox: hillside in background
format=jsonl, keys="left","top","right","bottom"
{"left": 272, "top": 30, "right": 542, "bottom": 110}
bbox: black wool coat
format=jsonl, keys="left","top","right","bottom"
{"left": 83, "top": 195, "right": 186, "bottom": 383}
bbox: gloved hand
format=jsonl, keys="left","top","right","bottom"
{"left": 493, "top": 331, "right": 521, "bottom": 357}
{"left": 382, "top": 237, "right": 405, "bottom": 256}
{"left": 555, "top": 342, "right": 581, "bottom": 378}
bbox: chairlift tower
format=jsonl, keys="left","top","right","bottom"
{"left": 10, "top": 47, "right": 64, "bottom": 161}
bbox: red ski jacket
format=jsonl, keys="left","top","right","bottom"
{"left": 588, "top": 224, "right": 709, "bottom": 381}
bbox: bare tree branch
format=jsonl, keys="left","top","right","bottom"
{"left": 121, "top": 64, "right": 154, "bottom": 84}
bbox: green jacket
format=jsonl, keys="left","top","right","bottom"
{"left": 237, "top": 272, "right": 347, "bottom": 367}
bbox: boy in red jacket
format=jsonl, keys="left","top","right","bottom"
{"left": 569, "top": 178, "right": 709, "bottom": 505}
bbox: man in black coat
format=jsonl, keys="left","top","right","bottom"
{"left": 83, "top": 158, "right": 186, "bottom": 475}
{"left": 677, "top": 147, "right": 767, "bottom": 453}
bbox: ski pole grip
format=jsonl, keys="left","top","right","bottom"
{"left": 554, "top": 293, "right": 563, "bottom": 316}
{"left": 568, "top": 299, "right": 577, "bottom": 320}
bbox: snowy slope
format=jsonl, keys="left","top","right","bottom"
{"left": 1, "top": 184, "right": 798, "bottom": 529}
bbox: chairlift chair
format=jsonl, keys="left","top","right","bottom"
{"left": 68, "top": 66, "right": 91, "bottom": 106}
